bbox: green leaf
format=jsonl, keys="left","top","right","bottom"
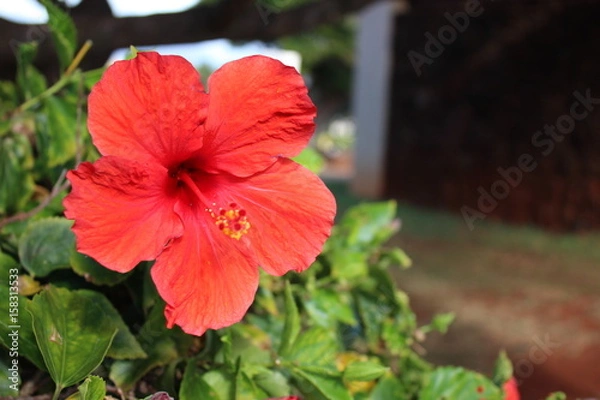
{"left": 419, "top": 367, "right": 503, "bottom": 400}
{"left": 293, "top": 147, "right": 326, "bottom": 174}
{"left": 202, "top": 368, "right": 235, "bottom": 400}
{"left": 380, "top": 248, "right": 412, "bottom": 269}
{"left": 251, "top": 367, "right": 291, "bottom": 398}
{"left": 180, "top": 361, "right": 220, "bottom": 400}
{"left": 0, "top": 253, "right": 46, "bottom": 370}
{"left": 85, "top": 292, "right": 146, "bottom": 360}
{"left": 291, "top": 367, "right": 352, "bottom": 400}
{"left": 427, "top": 312, "right": 455, "bottom": 334}
{"left": 338, "top": 201, "right": 398, "bottom": 247}
{"left": 343, "top": 360, "right": 389, "bottom": 382}
{"left": 40, "top": 0, "right": 77, "bottom": 71}
{"left": 109, "top": 304, "right": 188, "bottom": 390}
{"left": 355, "top": 293, "right": 388, "bottom": 350}
{"left": 27, "top": 286, "right": 117, "bottom": 393}
{"left": 286, "top": 327, "right": 339, "bottom": 366}
{"left": 37, "top": 96, "right": 77, "bottom": 167}
{"left": 492, "top": 350, "right": 513, "bottom": 386}
{"left": 69, "top": 376, "right": 106, "bottom": 400}
{"left": 19, "top": 217, "right": 75, "bottom": 277}
{"left": 226, "top": 324, "right": 272, "bottom": 366}
{"left": 70, "top": 250, "right": 130, "bottom": 286}
{"left": 304, "top": 289, "right": 356, "bottom": 328}
{"left": 235, "top": 366, "right": 269, "bottom": 400}
{"left": 16, "top": 42, "right": 47, "bottom": 100}
{"left": 0, "top": 135, "right": 35, "bottom": 215}
{"left": 329, "top": 249, "right": 368, "bottom": 280}
{"left": 0, "top": 80, "right": 19, "bottom": 118}
{"left": 370, "top": 375, "right": 408, "bottom": 400}
{"left": 278, "top": 280, "right": 300, "bottom": 356}
{"left": 110, "top": 339, "right": 178, "bottom": 391}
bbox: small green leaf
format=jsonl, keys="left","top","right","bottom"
{"left": 37, "top": 96, "right": 77, "bottom": 167}
{"left": 86, "top": 292, "right": 146, "bottom": 360}
{"left": 370, "top": 375, "right": 407, "bottom": 400}
{"left": 235, "top": 366, "right": 269, "bottom": 400}
{"left": 492, "top": 350, "right": 513, "bottom": 386}
{"left": 278, "top": 280, "right": 300, "bottom": 356}
{"left": 329, "top": 249, "right": 368, "bottom": 280}
{"left": 110, "top": 339, "right": 178, "bottom": 391}
{"left": 39, "top": 0, "right": 77, "bottom": 71}
{"left": 16, "top": 42, "right": 47, "bottom": 100}
{"left": 109, "top": 305, "right": 188, "bottom": 390}
{"left": 427, "top": 313, "right": 455, "bottom": 334}
{"left": 69, "top": 376, "right": 106, "bottom": 400}
{"left": 70, "top": 250, "right": 130, "bottom": 286}
{"left": 343, "top": 360, "right": 389, "bottom": 382}
{"left": 19, "top": 217, "right": 75, "bottom": 277}
{"left": 180, "top": 361, "right": 220, "bottom": 400}
{"left": 0, "top": 80, "right": 19, "bottom": 117}
{"left": 251, "top": 367, "right": 291, "bottom": 398}
{"left": 292, "top": 367, "right": 352, "bottom": 400}
{"left": 226, "top": 324, "right": 272, "bottom": 366}
{"left": 0, "top": 135, "right": 35, "bottom": 215}
{"left": 28, "top": 286, "right": 117, "bottom": 393}
{"left": 304, "top": 289, "right": 356, "bottom": 328}
{"left": 355, "top": 293, "right": 388, "bottom": 350}
{"left": 286, "top": 327, "right": 339, "bottom": 366}
{"left": 293, "top": 147, "right": 326, "bottom": 174}
{"left": 338, "top": 201, "right": 398, "bottom": 247}
{"left": 380, "top": 248, "right": 412, "bottom": 269}
{"left": 202, "top": 368, "right": 235, "bottom": 400}
{"left": 419, "top": 367, "right": 503, "bottom": 400}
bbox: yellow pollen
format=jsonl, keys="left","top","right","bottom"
{"left": 209, "top": 202, "right": 250, "bottom": 240}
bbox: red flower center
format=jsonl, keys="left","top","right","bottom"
{"left": 169, "top": 164, "right": 251, "bottom": 240}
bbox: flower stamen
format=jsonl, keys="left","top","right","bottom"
{"left": 209, "top": 202, "right": 251, "bottom": 240}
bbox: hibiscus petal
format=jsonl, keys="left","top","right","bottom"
{"left": 64, "top": 156, "right": 183, "bottom": 272}
{"left": 198, "top": 56, "right": 316, "bottom": 177}
{"left": 195, "top": 159, "right": 336, "bottom": 276}
{"left": 88, "top": 52, "right": 208, "bottom": 167}
{"left": 151, "top": 200, "right": 259, "bottom": 336}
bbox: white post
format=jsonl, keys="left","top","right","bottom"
{"left": 351, "top": 0, "right": 398, "bottom": 198}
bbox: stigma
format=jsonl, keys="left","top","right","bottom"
{"left": 208, "top": 202, "right": 251, "bottom": 240}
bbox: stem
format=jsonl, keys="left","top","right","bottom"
{"left": 18, "top": 74, "right": 72, "bottom": 112}
{"left": 0, "top": 170, "right": 70, "bottom": 229}
{"left": 51, "top": 384, "right": 62, "bottom": 400}
{"left": 18, "top": 40, "right": 93, "bottom": 112}
{"left": 65, "top": 40, "right": 93, "bottom": 77}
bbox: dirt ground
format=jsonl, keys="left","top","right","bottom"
{"left": 390, "top": 221, "right": 600, "bottom": 400}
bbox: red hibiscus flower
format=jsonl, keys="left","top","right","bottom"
{"left": 64, "top": 52, "right": 336, "bottom": 335}
{"left": 503, "top": 377, "right": 520, "bottom": 400}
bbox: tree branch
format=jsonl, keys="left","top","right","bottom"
{"left": 0, "top": 0, "right": 379, "bottom": 77}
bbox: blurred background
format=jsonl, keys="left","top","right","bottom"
{"left": 2, "top": 0, "right": 599, "bottom": 398}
